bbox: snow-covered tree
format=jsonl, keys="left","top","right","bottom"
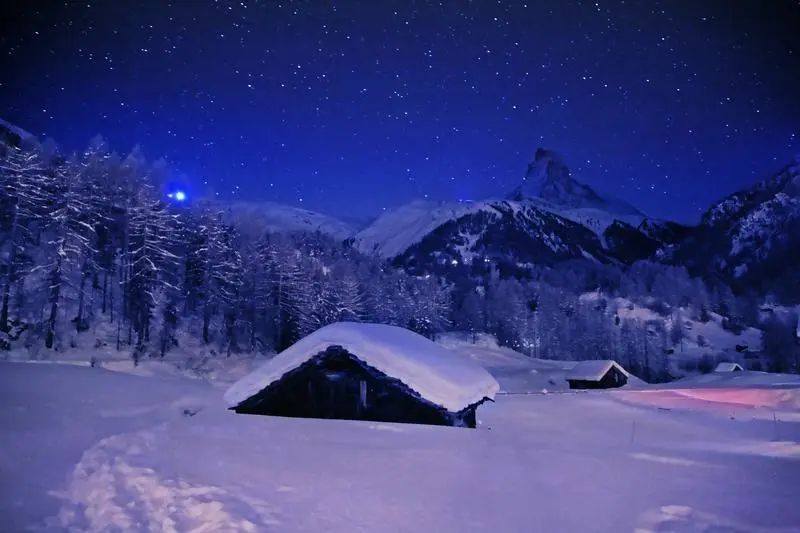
{"left": 0, "top": 146, "right": 51, "bottom": 331}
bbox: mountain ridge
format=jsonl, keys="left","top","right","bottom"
{"left": 4, "top": 118, "right": 796, "bottom": 302}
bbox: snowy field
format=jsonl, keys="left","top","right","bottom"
{"left": 2, "top": 360, "right": 800, "bottom": 532}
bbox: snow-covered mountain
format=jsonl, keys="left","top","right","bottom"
{"left": 670, "top": 157, "right": 800, "bottom": 300}
{"left": 354, "top": 148, "right": 672, "bottom": 275}
{"left": 222, "top": 201, "right": 357, "bottom": 240}
{"left": 510, "top": 148, "right": 643, "bottom": 217}
{"left": 352, "top": 200, "right": 485, "bottom": 258}
{"left": 390, "top": 199, "right": 613, "bottom": 276}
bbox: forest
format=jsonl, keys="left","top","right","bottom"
{"left": 1, "top": 134, "right": 797, "bottom": 380}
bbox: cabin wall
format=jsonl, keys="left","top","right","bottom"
{"left": 234, "top": 346, "right": 479, "bottom": 428}
{"left": 568, "top": 367, "right": 628, "bottom": 390}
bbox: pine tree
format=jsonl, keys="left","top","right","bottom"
{"left": 42, "top": 159, "right": 95, "bottom": 348}
{"left": 125, "top": 184, "right": 180, "bottom": 351}
{"left": 0, "top": 146, "right": 51, "bottom": 331}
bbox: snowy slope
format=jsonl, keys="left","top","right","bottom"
{"left": 436, "top": 332, "right": 649, "bottom": 392}
{"left": 436, "top": 332, "right": 577, "bottom": 392}
{"left": 354, "top": 197, "right": 647, "bottom": 261}
{"left": 353, "top": 199, "right": 482, "bottom": 258}
{"left": 671, "top": 157, "right": 800, "bottom": 298}
{"left": 4, "top": 362, "right": 800, "bottom": 532}
{"left": 580, "top": 293, "right": 763, "bottom": 364}
{"left": 556, "top": 205, "right": 644, "bottom": 240}
{"left": 225, "top": 322, "right": 499, "bottom": 412}
{"left": 223, "top": 200, "right": 357, "bottom": 240}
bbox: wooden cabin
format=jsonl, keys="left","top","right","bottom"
{"left": 714, "top": 362, "right": 743, "bottom": 372}
{"left": 224, "top": 322, "right": 499, "bottom": 428}
{"left": 566, "top": 360, "right": 629, "bottom": 390}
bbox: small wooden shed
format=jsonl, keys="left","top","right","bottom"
{"left": 224, "top": 322, "right": 499, "bottom": 428}
{"left": 566, "top": 360, "right": 629, "bottom": 390}
{"left": 714, "top": 362, "right": 743, "bottom": 372}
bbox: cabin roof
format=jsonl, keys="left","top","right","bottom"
{"left": 566, "top": 360, "right": 629, "bottom": 382}
{"left": 224, "top": 322, "right": 499, "bottom": 412}
{"left": 714, "top": 362, "right": 743, "bottom": 372}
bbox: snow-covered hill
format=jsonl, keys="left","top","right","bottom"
{"left": 223, "top": 200, "right": 357, "bottom": 240}
{"left": 579, "top": 292, "right": 763, "bottom": 374}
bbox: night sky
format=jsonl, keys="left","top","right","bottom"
{"left": 1, "top": 1, "right": 798, "bottom": 224}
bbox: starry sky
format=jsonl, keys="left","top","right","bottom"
{"left": 1, "top": 1, "right": 798, "bottom": 224}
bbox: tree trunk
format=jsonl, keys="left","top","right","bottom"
{"left": 0, "top": 279, "right": 10, "bottom": 333}
{"left": 102, "top": 270, "right": 108, "bottom": 314}
{"left": 45, "top": 262, "right": 62, "bottom": 349}
{"left": 0, "top": 246, "right": 17, "bottom": 332}
{"left": 226, "top": 311, "right": 236, "bottom": 357}
{"left": 203, "top": 304, "right": 211, "bottom": 344}
{"left": 75, "top": 263, "right": 89, "bottom": 331}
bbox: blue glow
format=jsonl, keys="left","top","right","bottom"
{"left": 168, "top": 190, "right": 187, "bottom": 202}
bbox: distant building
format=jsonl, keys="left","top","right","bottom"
{"left": 565, "top": 360, "right": 629, "bottom": 390}
{"left": 714, "top": 362, "right": 743, "bottom": 372}
{"left": 224, "top": 322, "right": 499, "bottom": 428}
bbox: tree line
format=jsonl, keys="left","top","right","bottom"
{"left": 1, "top": 134, "right": 797, "bottom": 376}
{"left": 0, "top": 137, "right": 451, "bottom": 360}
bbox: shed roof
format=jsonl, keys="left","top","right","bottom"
{"left": 714, "top": 362, "right": 743, "bottom": 372}
{"left": 566, "top": 360, "right": 629, "bottom": 382}
{"left": 224, "top": 322, "right": 499, "bottom": 412}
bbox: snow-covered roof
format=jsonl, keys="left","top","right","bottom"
{"left": 224, "top": 322, "right": 499, "bottom": 413}
{"left": 566, "top": 360, "right": 629, "bottom": 382}
{"left": 714, "top": 362, "right": 743, "bottom": 372}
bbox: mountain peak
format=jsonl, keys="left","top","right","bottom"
{"left": 525, "top": 148, "right": 572, "bottom": 189}
{"left": 509, "top": 148, "right": 642, "bottom": 217}
{"left": 509, "top": 148, "right": 605, "bottom": 207}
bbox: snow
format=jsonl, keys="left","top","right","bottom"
{"left": 729, "top": 192, "right": 800, "bottom": 258}
{"left": 557, "top": 206, "right": 644, "bottom": 241}
{"left": 225, "top": 322, "right": 500, "bottom": 413}
{"left": 353, "top": 190, "right": 648, "bottom": 260}
{"left": 353, "top": 199, "right": 482, "bottom": 258}
{"left": 566, "top": 359, "right": 629, "bottom": 381}
{"left": 579, "top": 293, "right": 764, "bottom": 370}
{"left": 0, "top": 363, "right": 215, "bottom": 531}
{"left": 223, "top": 201, "right": 357, "bottom": 240}
{"left": 3, "top": 361, "right": 800, "bottom": 532}
{"left": 436, "top": 332, "right": 648, "bottom": 392}
{"left": 714, "top": 362, "right": 743, "bottom": 372}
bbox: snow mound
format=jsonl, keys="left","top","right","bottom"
{"left": 225, "top": 322, "right": 499, "bottom": 412}
{"left": 566, "top": 360, "right": 629, "bottom": 381}
{"left": 435, "top": 332, "right": 583, "bottom": 393}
